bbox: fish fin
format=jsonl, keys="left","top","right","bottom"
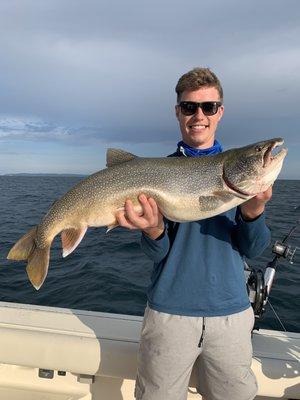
{"left": 26, "top": 246, "right": 50, "bottom": 290}
{"left": 106, "top": 148, "right": 138, "bottom": 167}
{"left": 7, "top": 226, "right": 37, "bottom": 260}
{"left": 212, "top": 191, "right": 238, "bottom": 201}
{"left": 106, "top": 223, "right": 119, "bottom": 233}
{"left": 198, "top": 193, "right": 234, "bottom": 212}
{"left": 61, "top": 226, "right": 87, "bottom": 258}
{"left": 7, "top": 226, "right": 50, "bottom": 290}
{"left": 106, "top": 205, "right": 127, "bottom": 232}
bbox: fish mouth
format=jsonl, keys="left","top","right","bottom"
{"left": 263, "top": 138, "right": 287, "bottom": 168}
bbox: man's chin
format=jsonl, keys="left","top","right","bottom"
{"left": 184, "top": 134, "right": 214, "bottom": 149}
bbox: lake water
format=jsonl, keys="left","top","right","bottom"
{"left": 0, "top": 176, "right": 299, "bottom": 332}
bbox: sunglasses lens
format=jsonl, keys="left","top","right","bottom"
{"left": 201, "top": 102, "right": 218, "bottom": 116}
{"left": 180, "top": 102, "right": 198, "bottom": 116}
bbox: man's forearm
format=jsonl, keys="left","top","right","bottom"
{"left": 234, "top": 210, "right": 271, "bottom": 258}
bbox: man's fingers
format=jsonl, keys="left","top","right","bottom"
{"left": 116, "top": 194, "right": 162, "bottom": 231}
{"left": 147, "top": 197, "right": 159, "bottom": 215}
{"left": 116, "top": 210, "right": 137, "bottom": 230}
{"left": 138, "top": 194, "right": 155, "bottom": 221}
{"left": 257, "top": 186, "right": 272, "bottom": 201}
{"left": 124, "top": 199, "right": 144, "bottom": 226}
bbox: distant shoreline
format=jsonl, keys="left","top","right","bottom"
{"left": 0, "top": 173, "right": 86, "bottom": 177}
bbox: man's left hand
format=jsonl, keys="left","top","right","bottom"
{"left": 240, "top": 186, "right": 273, "bottom": 221}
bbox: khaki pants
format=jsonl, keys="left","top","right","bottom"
{"left": 135, "top": 306, "right": 257, "bottom": 400}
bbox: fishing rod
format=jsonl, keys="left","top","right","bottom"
{"left": 245, "top": 205, "right": 299, "bottom": 326}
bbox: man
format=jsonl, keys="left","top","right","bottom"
{"left": 117, "top": 68, "right": 271, "bottom": 400}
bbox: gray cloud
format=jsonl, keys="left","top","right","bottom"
{"left": 0, "top": 117, "right": 72, "bottom": 142}
{"left": 0, "top": 0, "right": 299, "bottom": 149}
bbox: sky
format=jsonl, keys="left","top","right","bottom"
{"left": 0, "top": 0, "right": 299, "bottom": 178}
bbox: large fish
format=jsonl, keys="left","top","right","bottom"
{"left": 8, "top": 137, "right": 287, "bottom": 290}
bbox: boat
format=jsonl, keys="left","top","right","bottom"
{"left": 2, "top": 201, "right": 299, "bottom": 399}
{"left": 0, "top": 300, "right": 299, "bottom": 399}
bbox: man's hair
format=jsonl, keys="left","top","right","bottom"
{"left": 175, "top": 67, "right": 223, "bottom": 103}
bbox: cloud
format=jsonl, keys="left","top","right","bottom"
{"left": 0, "top": 115, "right": 179, "bottom": 146}
{"left": 0, "top": 0, "right": 299, "bottom": 177}
{"left": 0, "top": 0, "right": 299, "bottom": 137}
{"left": 0, "top": 117, "right": 72, "bottom": 141}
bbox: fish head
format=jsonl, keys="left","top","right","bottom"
{"left": 223, "top": 138, "right": 288, "bottom": 196}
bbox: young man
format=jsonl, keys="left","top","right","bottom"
{"left": 117, "top": 68, "right": 271, "bottom": 400}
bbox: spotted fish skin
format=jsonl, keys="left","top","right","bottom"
{"left": 7, "top": 138, "right": 287, "bottom": 290}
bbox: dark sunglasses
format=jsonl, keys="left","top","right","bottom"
{"left": 179, "top": 101, "right": 222, "bottom": 116}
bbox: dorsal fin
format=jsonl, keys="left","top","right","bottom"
{"left": 106, "top": 148, "right": 138, "bottom": 167}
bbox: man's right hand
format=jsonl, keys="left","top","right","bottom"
{"left": 115, "top": 194, "right": 165, "bottom": 240}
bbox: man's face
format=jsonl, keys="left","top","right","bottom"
{"left": 175, "top": 87, "right": 224, "bottom": 149}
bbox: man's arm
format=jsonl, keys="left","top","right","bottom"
{"left": 234, "top": 186, "right": 272, "bottom": 258}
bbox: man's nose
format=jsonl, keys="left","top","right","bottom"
{"left": 193, "top": 106, "right": 206, "bottom": 118}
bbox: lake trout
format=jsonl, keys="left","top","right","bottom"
{"left": 7, "top": 138, "right": 287, "bottom": 290}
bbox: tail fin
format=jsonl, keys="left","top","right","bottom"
{"left": 7, "top": 226, "right": 37, "bottom": 260}
{"left": 26, "top": 247, "right": 50, "bottom": 290}
{"left": 7, "top": 226, "right": 50, "bottom": 290}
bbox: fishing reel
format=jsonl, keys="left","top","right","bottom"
{"left": 245, "top": 208, "right": 299, "bottom": 320}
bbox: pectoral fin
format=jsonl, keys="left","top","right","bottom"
{"left": 198, "top": 192, "right": 234, "bottom": 212}
{"left": 61, "top": 226, "right": 87, "bottom": 257}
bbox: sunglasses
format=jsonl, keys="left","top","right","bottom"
{"left": 179, "top": 101, "right": 222, "bottom": 116}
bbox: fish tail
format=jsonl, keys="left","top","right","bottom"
{"left": 7, "top": 226, "right": 37, "bottom": 261}
{"left": 7, "top": 226, "right": 50, "bottom": 290}
{"left": 26, "top": 246, "right": 50, "bottom": 290}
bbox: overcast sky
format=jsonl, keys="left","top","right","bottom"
{"left": 0, "top": 0, "right": 299, "bottom": 178}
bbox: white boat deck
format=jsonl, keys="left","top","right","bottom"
{"left": 0, "top": 301, "right": 299, "bottom": 399}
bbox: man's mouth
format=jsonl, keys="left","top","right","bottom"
{"left": 188, "top": 124, "right": 208, "bottom": 131}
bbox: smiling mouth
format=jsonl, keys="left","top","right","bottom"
{"left": 189, "top": 124, "right": 208, "bottom": 130}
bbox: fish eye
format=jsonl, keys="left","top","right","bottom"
{"left": 255, "top": 146, "right": 263, "bottom": 152}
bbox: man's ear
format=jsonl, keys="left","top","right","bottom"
{"left": 218, "top": 105, "right": 224, "bottom": 121}
{"left": 175, "top": 105, "right": 180, "bottom": 120}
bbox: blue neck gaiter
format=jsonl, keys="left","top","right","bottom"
{"left": 176, "top": 140, "right": 223, "bottom": 157}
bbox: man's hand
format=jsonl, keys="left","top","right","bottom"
{"left": 116, "top": 194, "right": 164, "bottom": 240}
{"left": 240, "top": 186, "right": 272, "bottom": 221}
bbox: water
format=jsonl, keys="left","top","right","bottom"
{"left": 0, "top": 176, "right": 299, "bottom": 332}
